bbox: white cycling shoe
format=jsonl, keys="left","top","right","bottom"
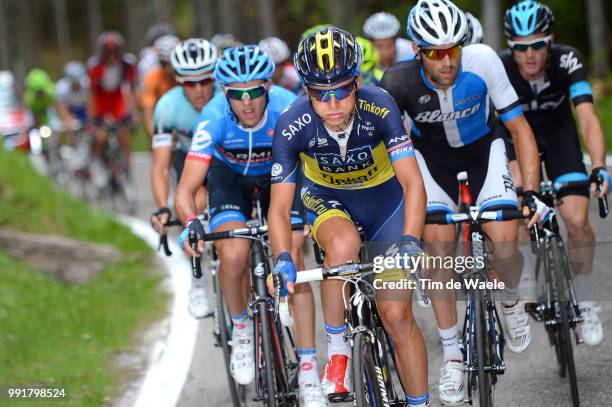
{"left": 502, "top": 301, "right": 531, "bottom": 353}
{"left": 230, "top": 332, "right": 255, "bottom": 385}
{"left": 299, "top": 381, "right": 327, "bottom": 407}
{"left": 188, "top": 285, "right": 211, "bottom": 319}
{"left": 579, "top": 302, "right": 603, "bottom": 346}
{"left": 438, "top": 360, "right": 465, "bottom": 406}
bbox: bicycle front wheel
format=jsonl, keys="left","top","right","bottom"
{"left": 551, "top": 239, "right": 579, "bottom": 407}
{"left": 473, "top": 290, "right": 493, "bottom": 407}
{"left": 352, "top": 332, "right": 387, "bottom": 407}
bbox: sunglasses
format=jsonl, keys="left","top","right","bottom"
{"left": 224, "top": 85, "right": 267, "bottom": 101}
{"left": 420, "top": 45, "right": 462, "bottom": 61}
{"left": 507, "top": 36, "right": 551, "bottom": 52}
{"left": 182, "top": 77, "right": 214, "bottom": 88}
{"left": 306, "top": 80, "right": 356, "bottom": 102}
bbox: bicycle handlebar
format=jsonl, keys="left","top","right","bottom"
{"left": 425, "top": 208, "right": 526, "bottom": 225}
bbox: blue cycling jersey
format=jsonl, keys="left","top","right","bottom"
{"left": 381, "top": 44, "right": 523, "bottom": 148}
{"left": 187, "top": 85, "right": 297, "bottom": 176}
{"left": 152, "top": 86, "right": 201, "bottom": 152}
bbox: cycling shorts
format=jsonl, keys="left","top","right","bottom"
{"left": 301, "top": 176, "right": 405, "bottom": 252}
{"left": 92, "top": 114, "right": 132, "bottom": 128}
{"left": 502, "top": 121, "right": 588, "bottom": 198}
{"left": 207, "top": 158, "right": 304, "bottom": 231}
{"left": 414, "top": 134, "right": 518, "bottom": 214}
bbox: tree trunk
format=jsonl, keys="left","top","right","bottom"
{"left": 256, "top": 0, "right": 278, "bottom": 37}
{"left": 585, "top": 0, "right": 609, "bottom": 78}
{"left": 327, "top": 0, "right": 356, "bottom": 30}
{"left": 217, "top": 0, "right": 238, "bottom": 37}
{"left": 482, "top": 0, "right": 501, "bottom": 50}
{"left": 0, "top": 0, "right": 9, "bottom": 70}
{"left": 86, "top": 0, "right": 102, "bottom": 54}
{"left": 192, "top": 0, "right": 215, "bottom": 38}
{"left": 125, "top": 0, "right": 149, "bottom": 52}
{"left": 155, "top": 0, "right": 175, "bottom": 28}
{"left": 53, "top": 0, "right": 71, "bottom": 61}
{"left": 17, "top": 0, "right": 36, "bottom": 69}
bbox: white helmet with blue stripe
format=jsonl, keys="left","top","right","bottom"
{"left": 214, "top": 45, "right": 275, "bottom": 85}
{"left": 407, "top": 0, "right": 467, "bottom": 46}
{"left": 171, "top": 38, "right": 218, "bottom": 80}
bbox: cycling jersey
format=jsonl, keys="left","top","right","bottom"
{"left": 140, "top": 66, "right": 176, "bottom": 110}
{"left": 395, "top": 38, "right": 416, "bottom": 63}
{"left": 187, "top": 85, "right": 297, "bottom": 176}
{"left": 23, "top": 85, "right": 56, "bottom": 126}
{"left": 271, "top": 85, "right": 414, "bottom": 190}
{"left": 88, "top": 54, "right": 136, "bottom": 120}
{"left": 381, "top": 44, "right": 520, "bottom": 213}
{"left": 56, "top": 77, "right": 89, "bottom": 124}
{"left": 271, "top": 85, "right": 414, "bottom": 245}
{"left": 500, "top": 43, "right": 592, "bottom": 197}
{"left": 381, "top": 43, "right": 522, "bottom": 148}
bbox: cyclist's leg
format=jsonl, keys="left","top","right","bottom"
{"left": 472, "top": 138, "right": 529, "bottom": 352}
{"left": 543, "top": 134, "right": 602, "bottom": 344}
{"left": 116, "top": 114, "right": 132, "bottom": 171}
{"left": 356, "top": 180, "right": 428, "bottom": 403}
{"left": 91, "top": 116, "right": 107, "bottom": 159}
{"left": 303, "top": 183, "right": 360, "bottom": 396}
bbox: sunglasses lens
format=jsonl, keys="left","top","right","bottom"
{"left": 512, "top": 40, "right": 548, "bottom": 52}
{"left": 184, "top": 78, "right": 213, "bottom": 87}
{"left": 226, "top": 86, "right": 266, "bottom": 100}
{"left": 307, "top": 82, "right": 355, "bottom": 102}
{"left": 422, "top": 46, "right": 461, "bottom": 60}
{"left": 531, "top": 41, "right": 548, "bottom": 50}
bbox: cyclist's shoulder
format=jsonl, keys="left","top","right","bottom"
{"left": 462, "top": 43, "right": 502, "bottom": 71}
{"left": 356, "top": 85, "right": 396, "bottom": 108}
{"left": 55, "top": 78, "right": 70, "bottom": 95}
{"left": 268, "top": 85, "right": 298, "bottom": 111}
{"left": 395, "top": 38, "right": 415, "bottom": 61}
{"left": 156, "top": 86, "right": 186, "bottom": 109}
{"left": 275, "top": 95, "right": 315, "bottom": 141}
{"left": 381, "top": 59, "right": 420, "bottom": 89}
{"left": 548, "top": 44, "right": 586, "bottom": 74}
{"left": 122, "top": 52, "right": 137, "bottom": 66}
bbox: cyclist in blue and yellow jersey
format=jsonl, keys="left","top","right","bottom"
{"left": 174, "top": 45, "right": 325, "bottom": 407}
{"left": 381, "top": 0, "right": 547, "bottom": 403}
{"left": 268, "top": 26, "right": 430, "bottom": 406}
{"left": 501, "top": 0, "right": 609, "bottom": 346}
{"left": 149, "top": 38, "right": 218, "bottom": 319}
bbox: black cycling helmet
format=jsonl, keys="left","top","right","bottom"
{"left": 294, "top": 26, "right": 361, "bottom": 87}
{"left": 503, "top": 0, "right": 554, "bottom": 39}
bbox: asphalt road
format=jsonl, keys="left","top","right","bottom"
{"left": 130, "top": 153, "right": 612, "bottom": 407}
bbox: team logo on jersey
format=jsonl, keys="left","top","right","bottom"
{"left": 317, "top": 137, "right": 328, "bottom": 147}
{"left": 308, "top": 137, "right": 316, "bottom": 148}
{"left": 192, "top": 120, "right": 213, "bottom": 150}
{"left": 358, "top": 99, "right": 391, "bottom": 118}
{"left": 418, "top": 95, "right": 430, "bottom": 105}
{"left": 413, "top": 103, "right": 481, "bottom": 123}
{"left": 560, "top": 51, "right": 583, "bottom": 75}
{"left": 271, "top": 163, "right": 283, "bottom": 177}
{"left": 314, "top": 145, "right": 374, "bottom": 173}
{"left": 281, "top": 113, "right": 312, "bottom": 140}
{"left": 267, "top": 128, "right": 274, "bottom": 137}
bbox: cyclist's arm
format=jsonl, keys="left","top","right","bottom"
{"left": 269, "top": 182, "right": 297, "bottom": 259}
{"left": 393, "top": 157, "right": 425, "bottom": 238}
{"left": 140, "top": 72, "right": 157, "bottom": 135}
{"left": 504, "top": 115, "right": 539, "bottom": 193}
{"left": 175, "top": 158, "right": 210, "bottom": 223}
{"left": 151, "top": 102, "right": 174, "bottom": 208}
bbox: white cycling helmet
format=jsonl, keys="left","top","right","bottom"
{"left": 171, "top": 38, "right": 218, "bottom": 80}
{"left": 63, "top": 61, "right": 87, "bottom": 81}
{"left": 0, "top": 70, "right": 14, "bottom": 88}
{"left": 407, "top": 0, "right": 467, "bottom": 46}
{"left": 464, "top": 12, "right": 484, "bottom": 44}
{"left": 258, "top": 37, "right": 291, "bottom": 64}
{"left": 154, "top": 34, "right": 180, "bottom": 61}
{"left": 363, "top": 12, "right": 401, "bottom": 40}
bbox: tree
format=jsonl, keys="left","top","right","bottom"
{"left": 53, "top": 0, "right": 71, "bottom": 61}
{"left": 256, "top": 0, "right": 278, "bottom": 37}
{"left": 482, "top": 0, "right": 501, "bottom": 50}
{"left": 86, "top": 0, "right": 102, "bottom": 54}
{"left": 0, "top": 0, "right": 8, "bottom": 70}
{"left": 585, "top": 0, "right": 609, "bottom": 79}
{"left": 192, "top": 0, "right": 216, "bottom": 38}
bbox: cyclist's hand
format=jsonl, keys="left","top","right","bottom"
{"left": 523, "top": 190, "right": 552, "bottom": 228}
{"left": 589, "top": 167, "right": 610, "bottom": 198}
{"left": 272, "top": 252, "right": 297, "bottom": 297}
{"left": 399, "top": 235, "right": 423, "bottom": 273}
{"left": 178, "top": 216, "right": 205, "bottom": 257}
{"left": 150, "top": 207, "right": 171, "bottom": 234}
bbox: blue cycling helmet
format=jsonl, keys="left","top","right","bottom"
{"left": 214, "top": 45, "right": 275, "bottom": 85}
{"left": 503, "top": 0, "right": 554, "bottom": 39}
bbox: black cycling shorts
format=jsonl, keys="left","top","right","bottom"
{"left": 207, "top": 158, "right": 304, "bottom": 231}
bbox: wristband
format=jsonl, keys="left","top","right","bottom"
{"left": 186, "top": 214, "right": 197, "bottom": 223}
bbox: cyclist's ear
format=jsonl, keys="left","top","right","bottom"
{"left": 355, "top": 74, "right": 362, "bottom": 89}
{"left": 264, "top": 80, "right": 272, "bottom": 90}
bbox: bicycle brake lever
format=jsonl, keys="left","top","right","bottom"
{"left": 159, "top": 234, "right": 172, "bottom": 256}
{"left": 273, "top": 273, "right": 281, "bottom": 320}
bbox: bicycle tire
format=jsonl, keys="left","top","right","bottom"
{"left": 353, "top": 332, "right": 387, "bottom": 407}
{"left": 258, "top": 305, "right": 278, "bottom": 406}
{"left": 474, "top": 290, "right": 493, "bottom": 407}
{"left": 216, "top": 276, "right": 247, "bottom": 407}
{"left": 551, "top": 239, "right": 579, "bottom": 407}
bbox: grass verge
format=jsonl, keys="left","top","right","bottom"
{"left": 0, "top": 146, "right": 166, "bottom": 406}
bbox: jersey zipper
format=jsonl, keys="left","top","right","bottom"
{"left": 243, "top": 128, "right": 253, "bottom": 175}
